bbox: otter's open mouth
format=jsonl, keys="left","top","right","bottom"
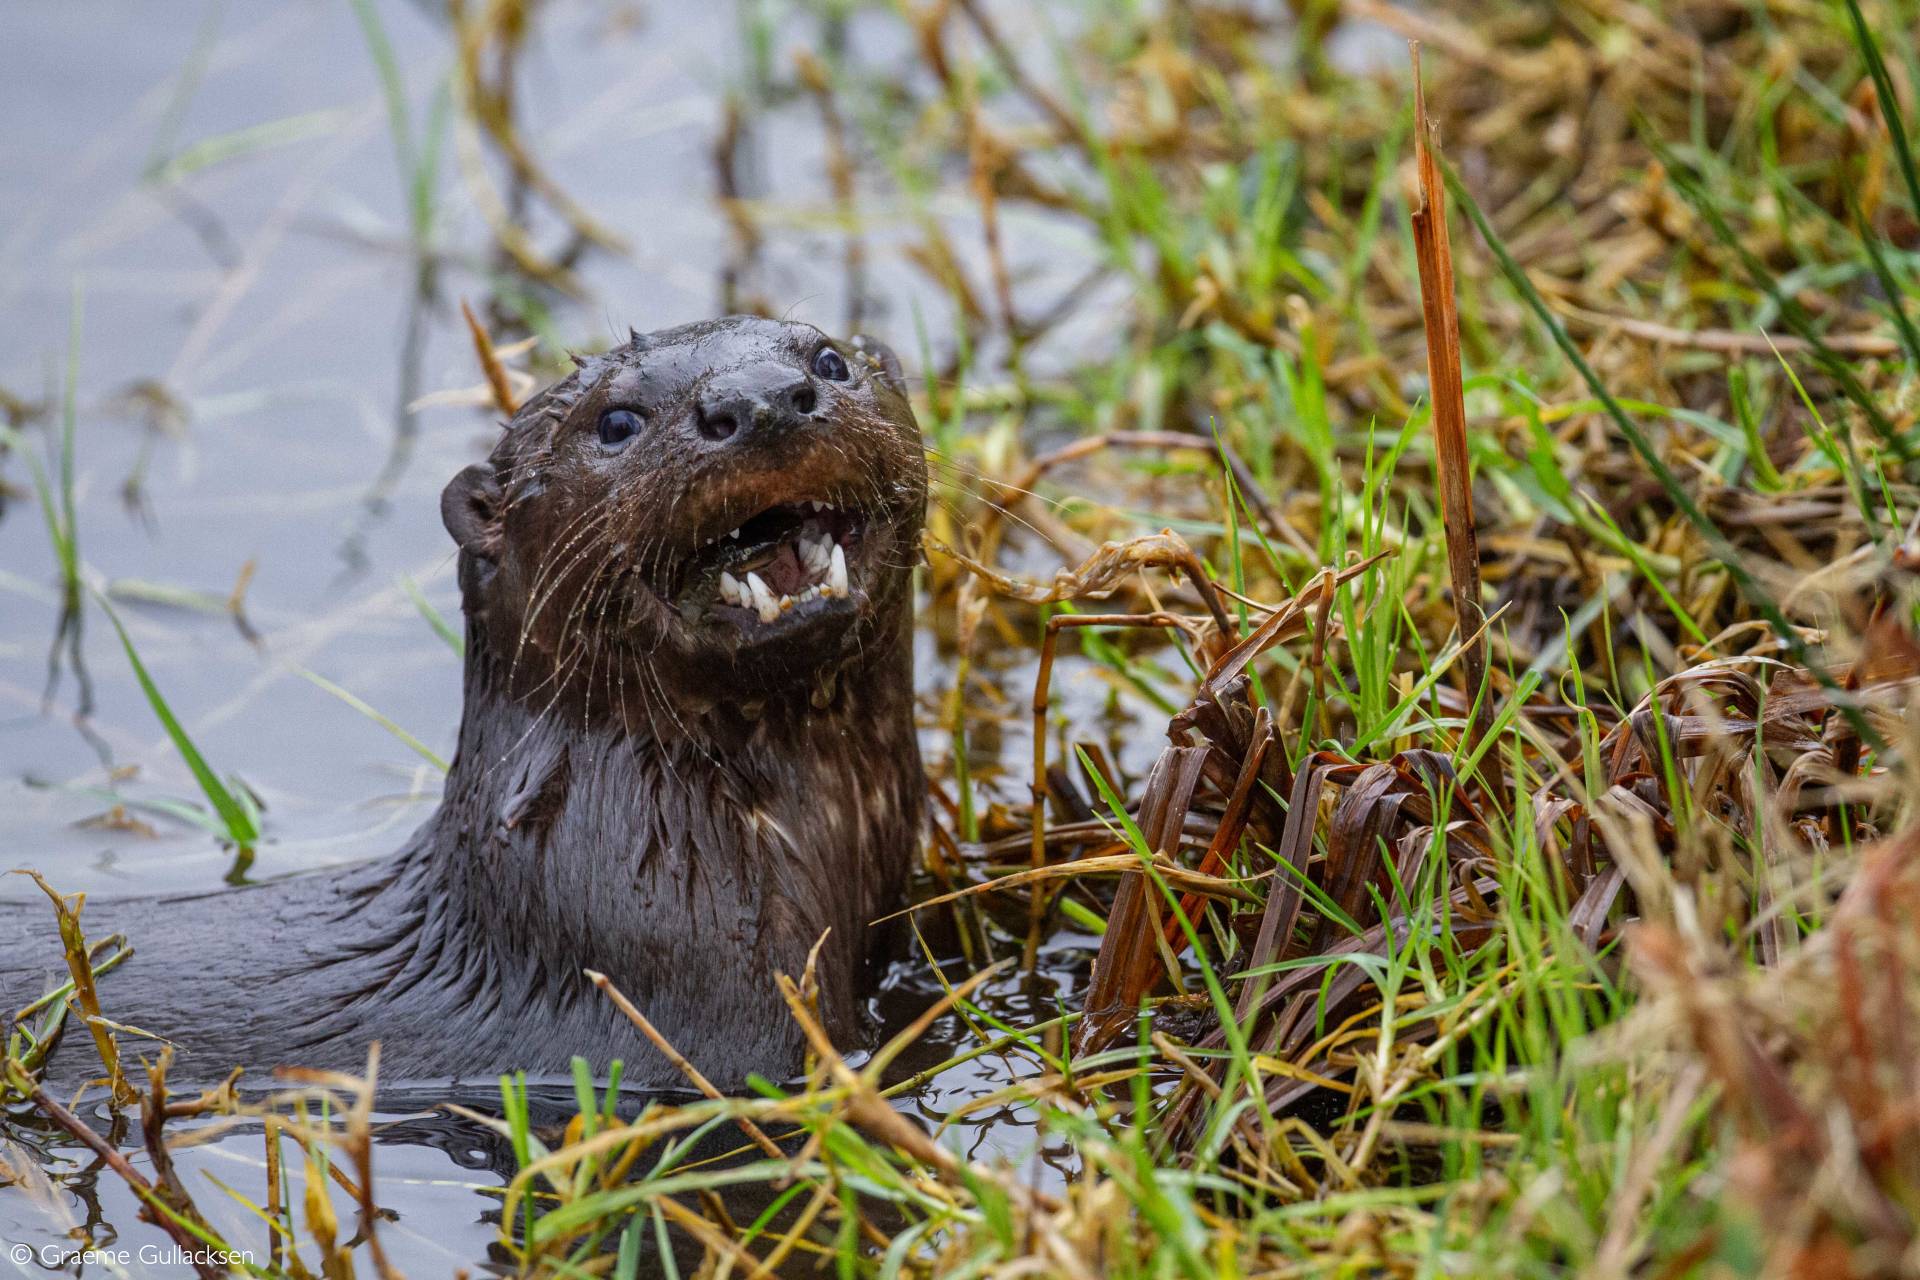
{"left": 669, "top": 502, "right": 868, "bottom": 627}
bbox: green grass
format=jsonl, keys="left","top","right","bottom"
{"left": 97, "top": 593, "right": 261, "bottom": 857}
{"left": 7, "top": 0, "right": 1920, "bottom": 1275}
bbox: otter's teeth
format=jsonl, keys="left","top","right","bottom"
{"left": 746, "top": 572, "right": 780, "bottom": 623}
{"left": 719, "top": 571, "right": 744, "bottom": 606}
{"left": 800, "top": 532, "right": 830, "bottom": 575}
{"left": 827, "top": 543, "right": 849, "bottom": 598}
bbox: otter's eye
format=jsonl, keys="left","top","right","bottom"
{"left": 597, "top": 408, "right": 643, "bottom": 449}
{"left": 812, "top": 347, "right": 850, "bottom": 382}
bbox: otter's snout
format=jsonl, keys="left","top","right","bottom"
{"left": 695, "top": 364, "right": 818, "bottom": 444}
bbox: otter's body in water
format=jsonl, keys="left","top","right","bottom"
{"left": 2, "top": 317, "right": 928, "bottom": 1091}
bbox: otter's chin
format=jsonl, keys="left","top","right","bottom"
{"left": 639, "top": 590, "right": 869, "bottom": 700}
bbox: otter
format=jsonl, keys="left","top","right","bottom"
{"left": 2, "top": 317, "right": 929, "bottom": 1092}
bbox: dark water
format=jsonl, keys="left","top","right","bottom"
{"left": 0, "top": 2, "right": 1171, "bottom": 1272}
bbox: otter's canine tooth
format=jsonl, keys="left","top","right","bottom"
{"left": 727, "top": 528, "right": 740, "bottom": 539}
{"left": 719, "top": 571, "right": 742, "bottom": 605}
{"left": 828, "top": 543, "right": 848, "bottom": 597}
{"left": 746, "top": 572, "right": 779, "bottom": 623}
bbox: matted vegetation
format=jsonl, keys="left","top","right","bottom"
{"left": 7, "top": 0, "right": 1920, "bottom": 1276}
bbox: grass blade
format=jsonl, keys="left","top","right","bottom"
{"left": 96, "top": 594, "right": 259, "bottom": 848}
{"left": 296, "top": 668, "right": 448, "bottom": 774}
{"left": 1841, "top": 0, "right": 1920, "bottom": 224}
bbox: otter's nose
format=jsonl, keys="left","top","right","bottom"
{"left": 695, "top": 365, "right": 818, "bottom": 444}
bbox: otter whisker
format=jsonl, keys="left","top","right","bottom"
{"left": 511, "top": 510, "right": 620, "bottom": 669}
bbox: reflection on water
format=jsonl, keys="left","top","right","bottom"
{"left": 0, "top": 1, "right": 1159, "bottom": 1271}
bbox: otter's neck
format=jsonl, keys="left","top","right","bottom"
{"left": 412, "top": 622, "right": 922, "bottom": 1052}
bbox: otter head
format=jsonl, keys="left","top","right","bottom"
{"left": 441, "top": 316, "right": 927, "bottom": 716}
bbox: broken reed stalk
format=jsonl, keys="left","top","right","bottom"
{"left": 338, "top": 1045, "right": 404, "bottom": 1280}
{"left": 1408, "top": 46, "right": 1506, "bottom": 810}
{"left": 264, "top": 1117, "right": 286, "bottom": 1273}
{"left": 1077, "top": 748, "right": 1211, "bottom": 1045}
{"left": 773, "top": 966, "right": 1064, "bottom": 1216}
{"left": 461, "top": 298, "right": 520, "bottom": 417}
{"left": 588, "top": 968, "right": 785, "bottom": 1160}
{"left": 138, "top": 1051, "right": 222, "bottom": 1257}
{"left": 1163, "top": 708, "right": 1271, "bottom": 944}
{"left": 21, "top": 871, "right": 134, "bottom": 1105}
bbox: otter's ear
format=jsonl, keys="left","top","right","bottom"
{"left": 850, "top": 335, "right": 908, "bottom": 396}
{"left": 442, "top": 463, "right": 505, "bottom": 562}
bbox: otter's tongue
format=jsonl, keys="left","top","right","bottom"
{"left": 740, "top": 542, "right": 808, "bottom": 597}
{"left": 673, "top": 505, "right": 857, "bottom": 625}
{"left": 715, "top": 522, "right": 849, "bottom": 623}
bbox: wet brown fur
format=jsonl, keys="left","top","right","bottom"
{"left": 2, "top": 317, "right": 928, "bottom": 1091}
